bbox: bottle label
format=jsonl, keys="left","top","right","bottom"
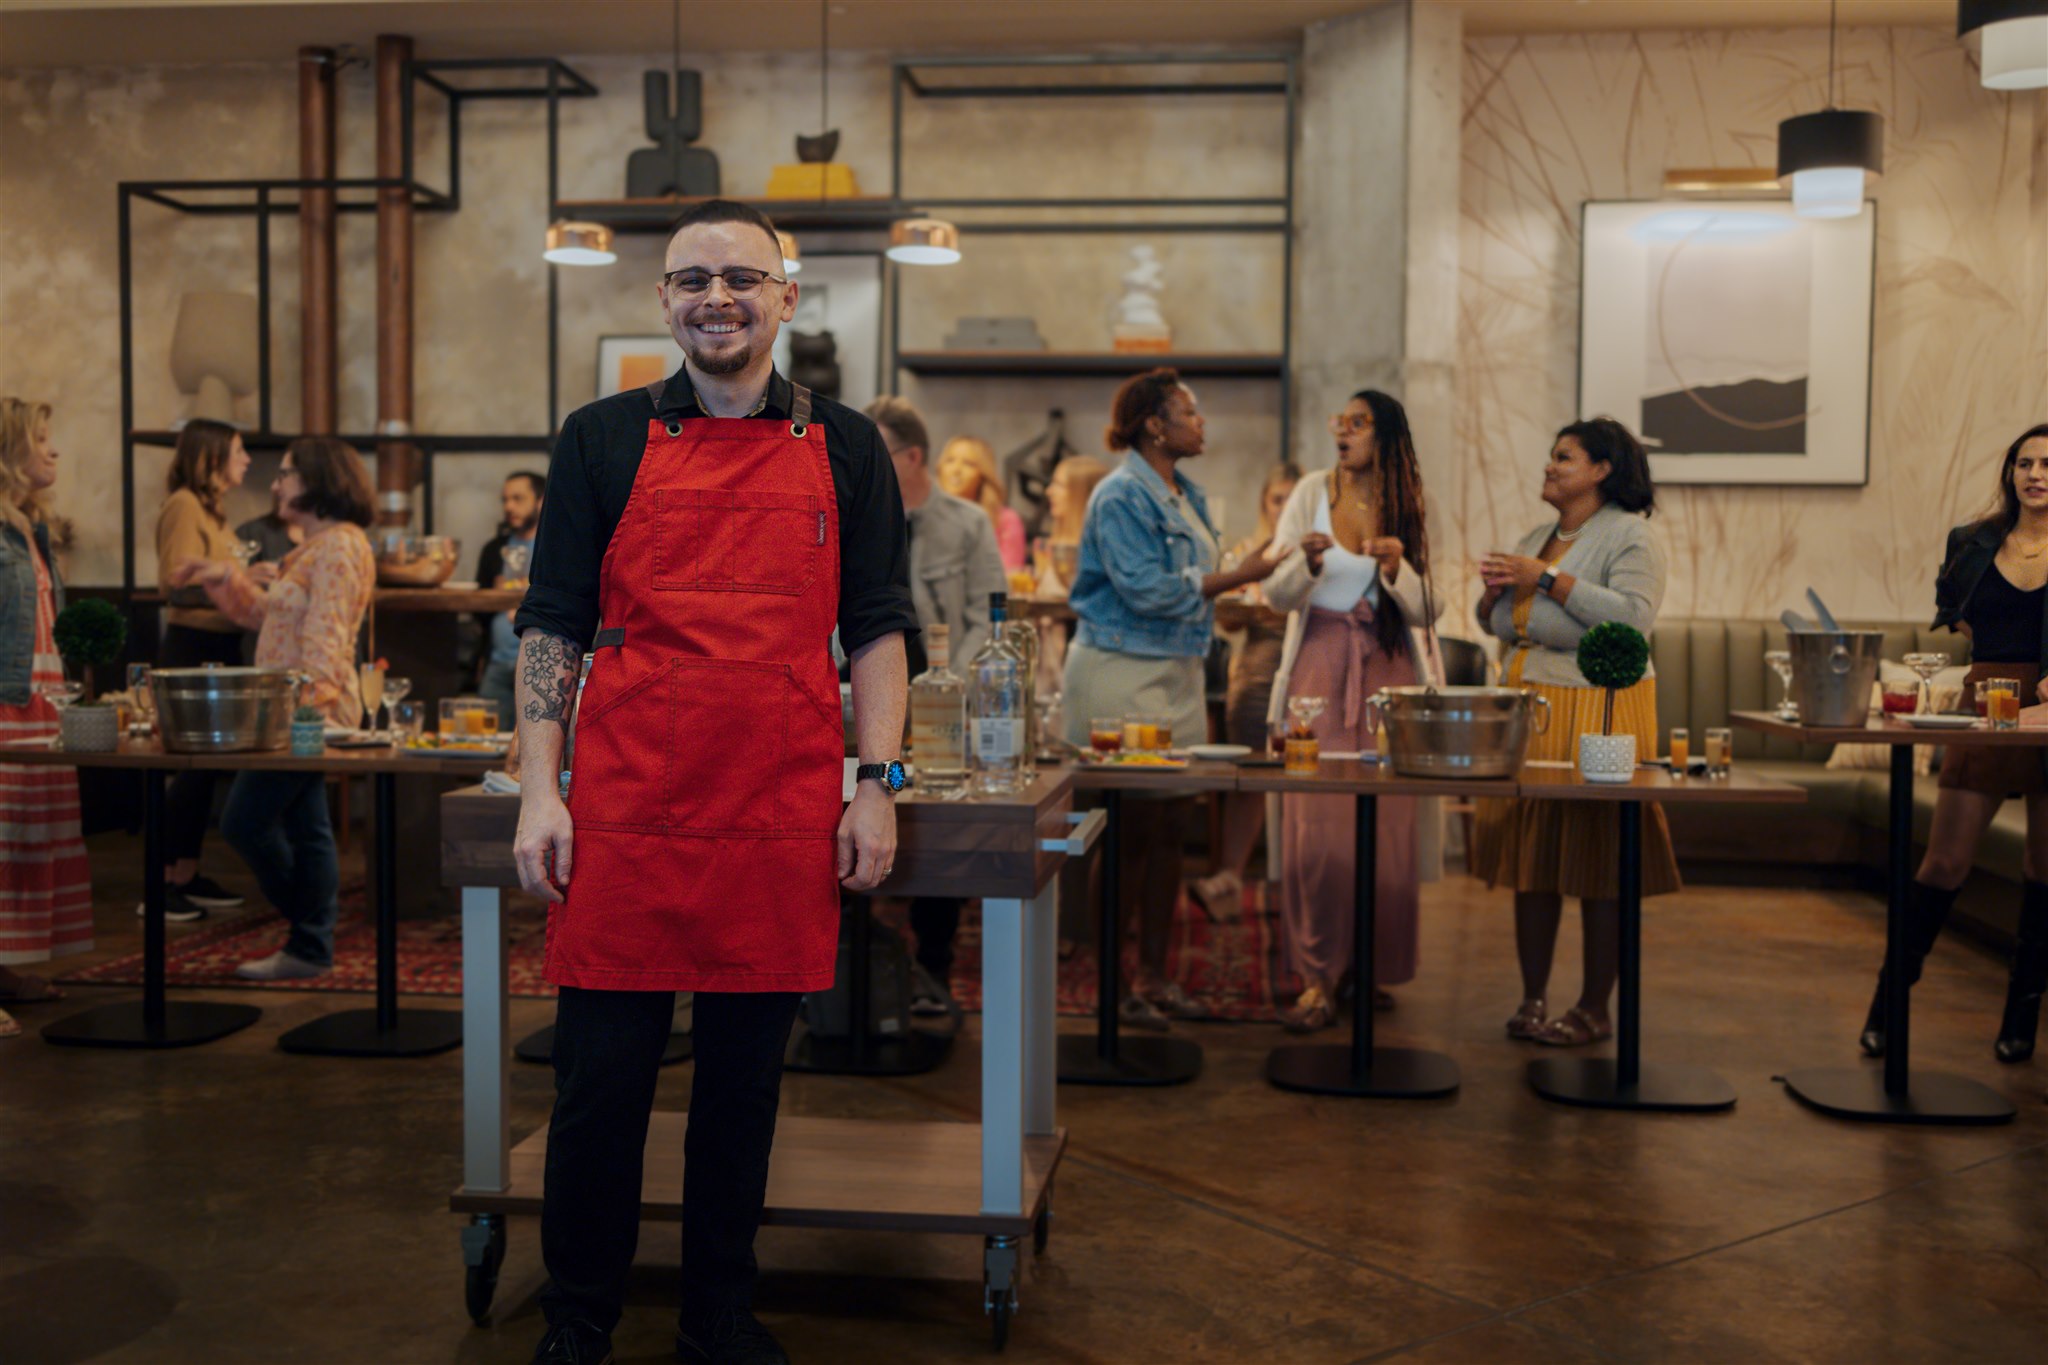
{"left": 971, "top": 718, "right": 1023, "bottom": 761}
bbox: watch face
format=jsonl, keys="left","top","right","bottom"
{"left": 886, "top": 760, "right": 908, "bottom": 792}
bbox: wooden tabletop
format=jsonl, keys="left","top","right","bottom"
{"left": 0, "top": 734, "right": 508, "bottom": 777}
{"left": 1729, "top": 709, "right": 2048, "bottom": 748}
{"left": 1068, "top": 758, "right": 1244, "bottom": 793}
{"left": 373, "top": 587, "right": 524, "bottom": 613}
{"left": 1514, "top": 759, "right": 1806, "bottom": 803}
{"left": 1233, "top": 758, "right": 1519, "bottom": 798}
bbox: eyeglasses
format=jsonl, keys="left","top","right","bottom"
{"left": 660, "top": 268, "right": 787, "bottom": 299}
{"left": 1328, "top": 412, "right": 1376, "bottom": 436}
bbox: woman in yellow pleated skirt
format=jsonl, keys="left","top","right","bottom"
{"left": 1474, "top": 417, "right": 1680, "bottom": 1047}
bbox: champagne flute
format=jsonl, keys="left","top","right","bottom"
{"left": 358, "top": 661, "right": 386, "bottom": 735}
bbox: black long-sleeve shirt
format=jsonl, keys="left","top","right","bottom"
{"left": 514, "top": 368, "right": 918, "bottom": 655}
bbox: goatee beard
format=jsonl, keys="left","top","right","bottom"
{"left": 686, "top": 342, "right": 753, "bottom": 375}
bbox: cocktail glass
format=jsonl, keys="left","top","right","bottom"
{"left": 1764, "top": 650, "right": 1797, "bottom": 719}
{"left": 1902, "top": 651, "right": 1949, "bottom": 716}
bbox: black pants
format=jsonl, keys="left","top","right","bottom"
{"left": 539, "top": 986, "right": 803, "bottom": 1333}
{"left": 160, "top": 624, "right": 243, "bottom": 866}
{"left": 909, "top": 897, "right": 962, "bottom": 980}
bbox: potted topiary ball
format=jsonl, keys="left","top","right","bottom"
{"left": 290, "top": 704, "right": 327, "bottom": 757}
{"left": 1575, "top": 621, "right": 1650, "bottom": 783}
{"left": 52, "top": 598, "right": 128, "bottom": 753}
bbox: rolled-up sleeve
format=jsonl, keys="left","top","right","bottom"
{"left": 1560, "top": 531, "right": 1664, "bottom": 636}
{"left": 513, "top": 412, "right": 604, "bottom": 650}
{"left": 836, "top": 418, "right": 920, "bottom": 654}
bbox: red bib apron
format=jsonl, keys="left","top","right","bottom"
{"left": 546, "top": 383, "right": 844, "bottom": 993}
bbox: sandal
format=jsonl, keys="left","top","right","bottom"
{"left": 1136, "top": 977, "right": 1214, "bottom": 1021}
{"left": 1533, "top": 1006, "right": 1613, "bottom": 1047}
{"left": 1280, "top": 985, "right": 1337, "bottom": 1034}
{"left": 1505, "top": 998, "right": 1548, "bottom": 1039}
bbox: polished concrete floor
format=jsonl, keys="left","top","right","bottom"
{"left": 3, "top": 832, "right": 2045, "bottom": 1364}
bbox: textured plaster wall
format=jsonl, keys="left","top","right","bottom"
{"left": 1452, "top": 26, "right": 2048, "bottom": 633}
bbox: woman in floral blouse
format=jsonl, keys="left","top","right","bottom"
{"left": 173, "top": 437, "right": 375, "bottom": 981}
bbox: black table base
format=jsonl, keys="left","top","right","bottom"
{"left": 1780, "top": 1067, "right": 2015, "bottom": 1125}
{"left": 1057, "top": 791, "right": 1205, "bottom": 1088}
{"left": 1268, "top": 1042, "right": 1458, "bottom": 1098}
{"left": 1056, "top": 1033, "right": 1202, "bottom": 1086}
{"left": 43, "top": 1001, "right": 262, "bottom": 1050}
{"left": 278, "top": 1008, "right": 464, "bottom": 1058}
{"left": 514, "top": 1023, "right": 694, "bottom": 1067}
{"left": 1529, "top": 1056, "right": 1736, "bottom": 1112}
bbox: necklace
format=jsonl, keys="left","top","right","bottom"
{"left": 2011, "top": 539, "right": 2048, "bottom": 560}
{"left": 1555, "top": 520, "right": 1586, "bottom": 542}
{"left": 1336, "top": 468, "right": 1376, "bottom": 513}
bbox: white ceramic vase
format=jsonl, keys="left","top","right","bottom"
{"left": 59, "top": 705, "right": 120, "bottom": 753}
{"left": 1577, "top": 731, "right": 1636, "bottom": 784}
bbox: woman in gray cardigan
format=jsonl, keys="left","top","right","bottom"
{"left": 1472, "top": 418, "right": 1678, "bottom": 1047}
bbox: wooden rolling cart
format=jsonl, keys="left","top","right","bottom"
{"left": 441, "top": 769, "right": 1097, "bottom": 1349}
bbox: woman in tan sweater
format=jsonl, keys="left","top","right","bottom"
{"left": 153, "top": 419, "right": 253, "bottom": 920}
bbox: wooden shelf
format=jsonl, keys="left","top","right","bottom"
{"left": 129, "top": 430, "right": 553, "bottom": 453}
{"left": 554, "top": 196, "right": 916, "bottom": 233}
{"left": 896, "top": 350, "right": 1283, "bottom": 379}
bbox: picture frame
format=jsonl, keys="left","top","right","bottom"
{"left": 771, "top": 251, "right": 884, "bottom": 409}
{"left": 1577, "top": 199, "right": 1877, "bottom": 487}
{"left": 595, "top": 333, "right": 685, "bottom": 398}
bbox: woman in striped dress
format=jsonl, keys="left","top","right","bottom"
{"left": 1472, "top": 417, "right": 1674, "bottom": 1047}
{"left": 0, "top": 398, "right": 93, "bottom": 1038}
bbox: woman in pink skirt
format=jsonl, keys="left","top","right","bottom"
{"left": 0, "top": 398, "right": 93, "bottom": 1038}
{"left": 1262, "top": 390, "right": 1442, "bottom": 1033}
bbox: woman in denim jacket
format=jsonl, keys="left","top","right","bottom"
{"left": 0, "top": 397, "right": 94, "bottom": 1036}
{"left": 1061, "top": 368, "right": 1286, "bottom": 1029}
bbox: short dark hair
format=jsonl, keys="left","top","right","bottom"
{"left": 284, "top": 436, "right": 374, "bottom": 527}
{"left": 666, "top": 199, "right": 783, "bottom": 263}
{"left": 1556, "top": 416, "right": 1657, "bottom": 516}
{"left": 1105, "top": 367, "right": 1185, "bottom": 453}
{"left": 864, "top": 396, "right": 929, "bottom": 459}
{"left": 505, "top": 471, "right": 546, "bottom": 499}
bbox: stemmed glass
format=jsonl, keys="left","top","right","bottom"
{"left": 126, "top": 663, "right": 155, "bottom": 735}
{"left": 382, "top": 676, "right": 412, "bottom": 737}
{"left": 230, "top": 538, "right": 263, "bottom": 568}
{"left": 1764, "top": 650, "right": 1797, "bottom": 719}
{"left": 37, "top": 679, "right": 83, "bottom": 715}
{"left": 1902, "top": 651, "right": 1950, "bottom": 717}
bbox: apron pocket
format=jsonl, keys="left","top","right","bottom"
{"left": 567, "top": 660, "right": 676, "bottom": 832}
{"left": 652, "top": 488, "right": 821, "bottom": 596}
{"left": 669, "top": 657, "right": 789, "bottom": 834}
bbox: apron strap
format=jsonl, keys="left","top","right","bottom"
{"left": 790, "top": 384, "right": 813, "bottom": 438}
{"left": 593, "top": 627, "right": 624, "bottom": 649}
{"left": 645, "top": 378, "right": 685, "bottom": 437}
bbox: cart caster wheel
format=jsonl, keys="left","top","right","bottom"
{"left": 460, "top": 1213, "right": 506, "bottom": 1326}
{"left": 983, "top": 1233, "right": 1020, "bottom": 1352}
{"left": 989, "top": 1295, "right": 1011, "bottom": 1351}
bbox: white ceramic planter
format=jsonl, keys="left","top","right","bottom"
{"left": 59, "top": 705, "right": 120, "bottom": 753}
{"left": 1577, "top": 732, "right": 1636, "bottom": 784}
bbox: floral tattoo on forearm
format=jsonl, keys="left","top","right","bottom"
{"left": 519, "top": 631, "right": 578, "bottom": 727}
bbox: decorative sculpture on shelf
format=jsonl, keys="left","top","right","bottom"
{"left": 787, "top": 331, "right": 841, "bottom": 400}
{"left": 766, "top": 1, "right": 860, "bottom": 200}
{"left": 170, "top": 290, "right": 258, "bottom": 426}
{"left": 1110, "top": 244, "right": 1172, "bottom": 354}
{"left": 625, "top": 69, "right": 720, "bottom": 198}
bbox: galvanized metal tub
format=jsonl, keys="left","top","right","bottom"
{"left": 1365, "top": 685, "right": 1551, "bottom": 779}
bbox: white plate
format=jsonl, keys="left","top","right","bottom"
{"left": 1902, "top": 714, "right": 1980, "bottom": 730}
{"left": 1187, "top": 743, "right": 1252, "bottom": 760}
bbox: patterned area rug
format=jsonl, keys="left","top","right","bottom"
{"left": 61, "top": 884, "right": 1300, "bottom": 1019}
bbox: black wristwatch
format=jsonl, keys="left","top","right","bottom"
{"left": 1536, "top": 568, "right": 1559, "bottom": 597}
{"left": 857, "top": 760, "right": 908, "bottom": 794}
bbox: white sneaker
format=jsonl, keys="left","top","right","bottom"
{"left": 234, "top": 950, "right": 329, "bottom": 982}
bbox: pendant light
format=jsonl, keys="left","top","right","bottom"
{"left": 1777, "top": 0, "right": 1883, "bottom": 219}
{"left": 886, "top": 217, "right": 962, "bottom": 266}
{"left": 1960, "top": 1, "right": 2048, "bottom": 90}
{"left": 542, "top": 220, "right": 616, "bottom": 266}
{"left": 778, "top": 230, "right": 803, "bottom": 276}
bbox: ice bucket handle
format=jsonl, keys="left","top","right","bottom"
{"left": 1830, "top": 643, "right": 1853, "bottom": 675}
{"left": 1363, "top": 689, "right": 1389, "bottom": 735}
{"left": 1526, "top": 690, "right": 1552, "bottom": 735}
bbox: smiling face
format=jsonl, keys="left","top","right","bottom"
{"left": 936, "top": 445, "right": 983, "bottom": 502}
{"left": 658, "top": 220, "right": 796, "bottom": 377}
{"left": 2011, "top": 436, "right": 2048, "bottom": 516}
{"left": 1149, "top": 385, "right": 1205, "bottom": 461}
{"left": 223, "top": 433, "right": 250, "bottom": 490}
{"left": 21, "top": 414, "right": 57, "bottom": 491}
{"left": 1541, "top": 434, "right": 1610, "bottom": 511}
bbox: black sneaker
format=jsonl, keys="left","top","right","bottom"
{"left": 675, "top": 1307, "right": 788, "bottom": 1365}
{"left": 533, "top": 1319, "right": 613, "bottom": 1365}
{"left": 909, "top": 962, "right": 953, "bottom": 1017}
{"left": 175, "top": 875, "right": 245, "bottom": 908}
{"left": 134, "top": 891, "right": 208, "bottom": 923}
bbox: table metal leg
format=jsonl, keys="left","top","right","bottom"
{"left": 460, "top": 886, "right": 510, "bottom": 1193}
{"left": 981, "top": 895, "right": 1027, "bottom": 1217}
{"left": 1058, "top": 789, "right": 1201, "bottom": 1086}
{"left": 1023, "top": 880, "right": 1058, "bottom": 1137}
{"left": 44, "top": 767, "right": 261, "bottom": 1050}
{"left": 1781, "top": 745, "right": 2015, "bottom": 1124}
{"left": 1530, "top": 800, "right": 1737, "bottom": 1112}
{"left": 785, "top": 894, "right": 950, "bottom": 1076}
{"left": 1266, "top": 792, "right": 1459, "bottom": 1098}
{"left": 278, "top": 772, "right": 463, "bottom": 1058}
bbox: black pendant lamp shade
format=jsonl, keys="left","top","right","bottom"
{"left": 1958, "top": 0, "right": 2048, "bottom": 90}
{"left": 1775, "top": 108, "right": 1885, "bottom": 181}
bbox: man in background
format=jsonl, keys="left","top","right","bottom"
{"left": 472, "top": 471, "right": 545, "bottom": 727}
{"left": 865, "top": 395, "right": 1006, "bottom": 1016}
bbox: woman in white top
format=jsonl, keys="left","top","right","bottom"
{"left": 1262, "top": 390, "right": 1444, "bottom": 1033}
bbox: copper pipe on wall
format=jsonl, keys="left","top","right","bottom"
{"left": 374, "top": 34, "right": 416, "bottom": 532}
{"left": 298, "top": 46, "right": 338, "bottom": 435}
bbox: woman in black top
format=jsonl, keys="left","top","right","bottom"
{"left": 1867, "top": 422, "right": 2048, "bottom": 1064}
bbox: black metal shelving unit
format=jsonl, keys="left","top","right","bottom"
{"left": 886, "top": 52, "right": 1297, "bottom": 451}
{"left": 114, "top": 57, "right": 596, "bottom": 594}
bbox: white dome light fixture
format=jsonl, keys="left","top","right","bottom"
{"left": 542, "top": 220, "right": 616, "bottom": 266}
{"left": 778, "top": 229, "right": 803, "bottom": 276}
{"left": 1777, "top": 1, "right": 1883, "bottom": 220}
{"left": 886, "top": 217, "right": 961, "bottom": 266}
{"left": 1960, "top": 0, "right": 2048, "bottom": 90}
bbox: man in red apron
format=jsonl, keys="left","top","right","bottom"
{"left": 512, "top": 200, "right": 914, "bottom": 1365}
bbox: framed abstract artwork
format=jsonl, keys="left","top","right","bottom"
{"left": 1578, "top": 200, "right": 1876, "bottom": 487}
{"left": 595, "top": 333, "right": 685, "bottom": 397}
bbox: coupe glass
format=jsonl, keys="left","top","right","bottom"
{"left": 383, "top": 675, "right": 412, "bottom": 718}
{"left": 38, "top": 680, "right": 83, "bottom": 714}
{"left": 1764, "top": 649, "right": 1797, "bottom": 719}
{"left": 1901, "top": 651, "right": 1949, "bottom": 716}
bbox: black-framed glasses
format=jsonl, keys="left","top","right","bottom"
{"left": 661, "top": 267, "right": 787, "bottom": 299}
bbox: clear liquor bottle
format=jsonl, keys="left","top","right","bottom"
{"left": 908, "top": 623, "right": 968, "bottom": 800}
{"left": 1002, "top": 611, "right": 1040, "bottom": 782}
{"left": 968, "top": 593, "right": 1029, "bottom": 795}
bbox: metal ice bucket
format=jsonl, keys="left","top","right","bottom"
{"left": 1364, "top": 685, "right": 1551, "bottom": 779}
{"left": 151, "top": 665, "right": 302, "bottom": 753}
{"left": 1786, "top": 630, "right": 1885, "bottom": 728}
